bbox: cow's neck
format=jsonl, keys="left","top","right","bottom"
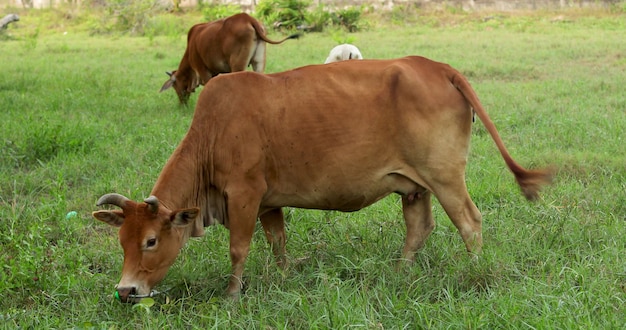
{"left": 149, "top": 133, "right": 218, "bottom": 236}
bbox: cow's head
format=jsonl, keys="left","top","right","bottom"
{"left": 92, "top": 193, "right": 199, "bottom": 303}
{"left": 159, "top": 71, "right": 193, "bottom": 105}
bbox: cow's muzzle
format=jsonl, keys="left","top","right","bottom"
{"left": 114, "top": 287, "right": 160, "bottom": 303}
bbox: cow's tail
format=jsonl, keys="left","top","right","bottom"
{"left": 250, "top": 19, "right": 301, "bottom": 44}
{"left": 449, "top": 70, "right": 554, "bottom": 201}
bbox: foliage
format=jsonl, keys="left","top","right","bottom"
{"left": 255, "top": 0, "right": 365, "bottom": 32}
{"left": 386, "top": 3, "right": 422, "bottom": 25}
{"left": 202, "top": 4, "right": 242, "bottom": 21}
{"left": 88, "top": 0, "right": 168, "bottom": 35}
{"left": 256, "top": 0, "right": 311, "bottom": 30}
{"left": 609, "top": 0, "right": 626, "bottom": 13}
{"left": 143, "top": 14, "right": 191, "bottom": 41}
{"left": 332, "top": 6, "right": 364, "bottom": 32}
{"left": 305, "top": 5, "right": 332, "bottom": 32}
{"left": 0, "top": 22, "right": 17, "bottom": 40}
{"left": 11, "top": 120, "right": 96, "bottom": 169}
{"left": 329, "top": 30, "right": 356, "bottom": 45}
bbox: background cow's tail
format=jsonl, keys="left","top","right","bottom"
{"left": 449, "top": 71, "right": 554, "bottom": 201}
{"left": 250, "top": 19, "right": 301, "bottom": 44}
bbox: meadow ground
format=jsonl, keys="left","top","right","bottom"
{"left": 0, "top": 6, "right": 625, "bottom": 329}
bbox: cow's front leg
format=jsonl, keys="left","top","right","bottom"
{"left": 196, "top": 69, "right": 211, "bottom": 86}
{"left": 226, "top": 193, "right": 261, "bottom": 297}
{"left": 260, "top": 208, "right": 286, "bottom": 268}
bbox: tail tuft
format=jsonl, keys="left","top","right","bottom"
{"left": 514, "top": 166, "right": 555, "bottom": 201}
{"left": 288, "top": 33, "right": 302, "bottom": 40}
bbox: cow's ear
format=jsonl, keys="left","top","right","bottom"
{"left": 92, "top": 210, "right": 125, "bottom": 227}
{"left": 171, "top": 208, "right": 200, "bottom": 227}
{"left": 160, "top": 78, "right": 174, "bottom": 92}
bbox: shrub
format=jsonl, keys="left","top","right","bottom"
{"left": 609, "top": 0, "right": 626, "bottom": 13}
{"left": 256, "top": 0, "right": 311, "bottom": 30}
{"left": 256, "top": 0, "right": 365, "bottom": 32}
{"left": 143, "top": 14, "right": 189, "bottom": 40}
{"left": 89, "top": 0, "right": 167, "bottom": 35}
{"left": 332, "top": 6, "right": 364, "bottom": 32}
{"left": 202, "top": 4, "right": 242, "bottom": 21}
{"left": 306, "top": 5, "right": 332, "bottom": 32}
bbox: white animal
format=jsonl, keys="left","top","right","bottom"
{"left": 324, "top": 44, "right": 363, "bottom": 64}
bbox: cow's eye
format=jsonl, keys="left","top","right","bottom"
{"left": 146, "top": 238, "right": 157, "bottom": 248}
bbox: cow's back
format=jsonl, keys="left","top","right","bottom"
{"left": 186, "top": 21, "right": 224, "bottom": 69}
{"left": 197, "top": 56, "right": 468, "bottom": 125}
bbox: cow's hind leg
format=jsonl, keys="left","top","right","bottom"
{"left": 260, "top": 208, "right": 287, "bottom": 268}
{"left": 432, "top": 180, "right": 483, "bottom": 254}
{"left": 230, "top": 38, "right": 259, "bottom": 72}
{"left": 250, "top": 41, "right": 267, "bottom": 73}
{"left": 400, "top": 191, "right": 435, "bottom": 263}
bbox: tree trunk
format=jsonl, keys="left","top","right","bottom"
{"left": 1, "top": 14, "right": 20, "bottom": 30}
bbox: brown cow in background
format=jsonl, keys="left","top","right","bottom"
{"left": 160, "top": 13, "right": 299, "bottom": 104}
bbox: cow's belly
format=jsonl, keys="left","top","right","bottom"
{"left": 262, "top": 169, "right": 424, "bottom": 212}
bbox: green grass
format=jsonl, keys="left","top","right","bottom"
{"left": 1, "top": 7, "right": 625, "bottom": 329}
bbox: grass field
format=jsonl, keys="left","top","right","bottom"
{"left": 1, "top": 6, "right": 625, "bottom": 329}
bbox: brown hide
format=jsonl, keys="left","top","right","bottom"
{"left": 160, "top": 13, "right": 299, "bottom": 104}
{"left": 96, "top": 56, "right": 553, "bottom": 301}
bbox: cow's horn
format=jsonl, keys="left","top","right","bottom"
{"left": 166, "top": 71, "right": 173, "bottom": 77}
{"left": 96, "top": 193, "right": 130, "bottom": 208}
{"left": 144, "top": 195, "right": 159, "bottom": 213}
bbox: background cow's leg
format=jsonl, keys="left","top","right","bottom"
{"left": 230, "top": 38, "right": 257, "bottom": 72}
{"left": 196, "top": 69, "right": 211, "bottom": 86}
{"left": 432, "top": 181, "right": 483, "bottom": 254}
{"left": 400, "top": 191, "right": 435, "bottom": 263}
{"left": 226, "top": 191, "right": 263, "bottom": 297}
{"left": 259, "top": 208, "right": 287, "bottom": 268}
{"left": 250, "top": 41, "right": 266, "bottom": 73}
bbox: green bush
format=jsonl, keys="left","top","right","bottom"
{"left": 256, "top": 0, "right": 311, "bottom": 30}
{"left": 306, "top": 5, "right": 332, "bottom": 32}
{"left": 255, "top": 0, "right": 365, "bottom": 32}
{"left": 332, "top": 6, "right": 364, "bottom": 32}
{"left": 89, "top": 0, "right": 167, "bottom": 35}
{"left": 609, "top": 0, "right": 626, "bottom": 13}
{"left": 202, "top": 4, "right": 242, "bottom": 21}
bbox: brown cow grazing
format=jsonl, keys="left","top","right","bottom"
{"left": 94, "top": 56, "right": 553, "bottom": 302}
{"left": 160, "top": 13, "right": 299, "bottom": 105}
